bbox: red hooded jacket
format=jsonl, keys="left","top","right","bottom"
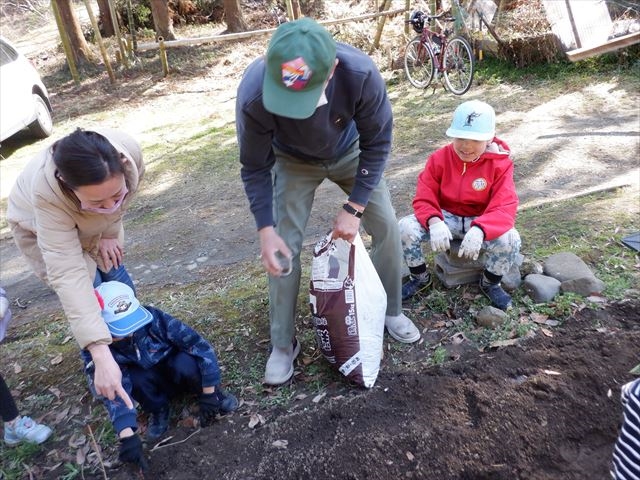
{"left": 412, "top": 137, "right": 518, "bottom": 241}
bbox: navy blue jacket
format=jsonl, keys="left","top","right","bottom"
{"left": 236, "top": 42, "right": 393, "bottom": 230}
{"left": 82, "top": 306, "right": 221, "bottom": 433}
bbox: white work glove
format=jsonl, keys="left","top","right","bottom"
{"left": 458, "top": 226, "right": 484, "bottom": 261}
{"left": 429, "top": 221, "right": 453, "bottom": 252}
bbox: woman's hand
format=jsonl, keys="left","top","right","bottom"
{"left": 87, "top": 343, "right": 133, "bottom": 409}
{"left": 98, "top": 238, "right": 123, "bottom": 269}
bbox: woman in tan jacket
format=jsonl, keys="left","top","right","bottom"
{"left": 7, "top": 128, "right": 145, "bottom": 409}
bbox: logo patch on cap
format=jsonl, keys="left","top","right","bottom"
{"left": 281, "top": 57, "right": 313, "bottom": 90}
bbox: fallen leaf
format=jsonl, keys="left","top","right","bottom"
{"left": 49, "top": 387, "right": 61, "bottom": 399}
{"left": 248, "top": 413, "right": 265, "bottom": 429}
{"left": 272, "top": 439, "right": 288, "bottom": 449}
{"left": 13, "top": 363, "right": 22, "bottom": 374}
{"left": 543, "top": 369, "right": 561, "bottom": 376}
{"left": 301, "top": 355, "right": 314, "bottom": 366}
{"left": 540, "top": 327, "right": 553, "bottom": 337}
{"left": 76, "top": 448, "right": 86, "bottom": 466}
{"left": 607, "top": 389, "right": 612, "bottom": 398}
{"left": 488, "top": 339, "right": 519, "bottom": 349}
{"left": 294, "top": 394, "right": 308, "bottom": 401}
{"left": 225, "top": 343, "right": 234, "bottom": 352}
{"left": 68, "top": 433, "right": 87, "bottom": 448}
{"left": 406, "top": 451, "right": 415, "bottom": 461}
{"left": 544, "top": 319, "right": 560, "bottom": 327}
{"left": 50, "top": 354, "right": 63, "bottom": 365}
{"left": 61, "top": 335, "right": 73, "bottom": 344}
{"left": 312, "top": 393, "right": 326, "bottom": 403}
{"left": 530, "top": 312, "right": 549, "bottom": 324}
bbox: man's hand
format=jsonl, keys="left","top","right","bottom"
{"left": 98, "top": 238, "right": 123, "bottom": 269}
{"left": 87, "top": 344, "right": 134, "bottom": 409}
{"left": 258, "top": 226, "right": 292, "bottom": 277}
{"left": 332, "top": 202, "right": 363, "bottom": 243}
{"left": 119, "top": 434, "right": 148, "bottom": 471}
{"left": 429, "top": 221, "right": 453, "bottom": 252}
{"left": 458, "top": 226, "right": 484, "bottom": 260}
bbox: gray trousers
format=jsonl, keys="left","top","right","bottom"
{"left": 398, "top": 211, "right": 521, "bottom": 277}
{"left": 269, "top": 143, "right": 402, "bottom": 348}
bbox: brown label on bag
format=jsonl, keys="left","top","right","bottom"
{"left": 310, "top": 240, "right": 364, "bottom": 385}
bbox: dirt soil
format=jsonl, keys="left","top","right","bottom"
{"left": 0, "top": 4, "right": 639, "bottom": 480}
{"left": 120, "top": 300, "right": 639, "bottom": 480}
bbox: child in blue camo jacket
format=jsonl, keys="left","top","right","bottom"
{"left": 82, "top": 281, "right": 238, "bottom": 471}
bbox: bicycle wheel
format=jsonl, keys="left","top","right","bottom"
{"left": 443, "top": 36, "right": 474, "bottom": 95}
{"left": 404, "top": 36, "right": 435, "bottom": 89}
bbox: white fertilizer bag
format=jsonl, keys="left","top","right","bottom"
{"left": 309, "top": 232, "right": 386, "bottom": 388}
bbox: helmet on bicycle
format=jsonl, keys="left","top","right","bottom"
{"left": 446, "top": 100, "right": 495, "bottom": 141}
{"left": 409, "top": 11, "right": 425, "bottom": 33}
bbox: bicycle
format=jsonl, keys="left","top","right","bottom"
{"left": 404, "top": 9, "right": 475, "bottom": 95}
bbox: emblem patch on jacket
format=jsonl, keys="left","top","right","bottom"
{"left": 472, "top": 178, "right": 488, "bottom": 191}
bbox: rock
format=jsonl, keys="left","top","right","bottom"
{"left": 523, "top": 274, "right": 561, "bottom": 303}
{"left": 521, "top": 257, "right": 544, "bottom": 276}
{"left": 543, "top": 252, "right": 594, "bottom": 282}
{"left": 561, "top": 276, "right": 605, "bottom": 296}
{"left": 476, "top": 306, "right": 508, "bottom": 328}
{"left": 502, "top": 263, "right": 522, "bottom": 292}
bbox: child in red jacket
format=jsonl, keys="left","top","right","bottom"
{"left": 399, "top": 100, "right": 521, "bottom": 310}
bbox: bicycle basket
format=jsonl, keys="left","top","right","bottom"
{"left": 409, "top": 11, "right": 425, "bottom": 33}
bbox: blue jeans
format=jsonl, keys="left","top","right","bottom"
{"left": 92, "top": 265, "right": 136, "bottom": 294}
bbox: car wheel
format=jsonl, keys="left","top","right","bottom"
{"left": 28, "top": 94, "right": 53, "bottom": 139}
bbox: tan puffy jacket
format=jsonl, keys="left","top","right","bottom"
{"left": 7, "top": 128, "right": 144, "bottom": 348}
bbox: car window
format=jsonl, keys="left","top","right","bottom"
{"left": 0, "top": 40, "right": 19, "bottom": 67}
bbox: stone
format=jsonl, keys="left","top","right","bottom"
{"left": 561, "top": 276, "right": 605, "bottom": 296}
{"left": 476, "top": 306, "right": 508, "bottom": 328}
{"left": 502, "top": 263, "right": 522, "bottom": 292}
{"left": 543, "top": 252, "right": 594, "bottom": 282}
{"left": 523, "top": 274, "right": 561, "bottom": 303}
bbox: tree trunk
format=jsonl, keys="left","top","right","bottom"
{"left": 149, "top": 0, "right": 176, "bottom": 40}
{"left": 222, "top": 0, "right": 247, "bottom": 33}
{"left": 291, "top": 0, "right": 302, "bottom": 19}
{"left": 96, "top": 0, "right": 115, "bottom": 37}
{"left": 54, "top": 0, "right": 96, "bottom": 65}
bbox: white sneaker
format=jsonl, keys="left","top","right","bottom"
{"left": 264, "top": 338, "right": 301, "bottom": 386}
{"left": 385, "top": 313, "right": 420, "bottom": 343}
{"left": 4, "top": 416, "right": 53, "bottom": 446}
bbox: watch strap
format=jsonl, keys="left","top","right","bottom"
{"left": 343, "top": 203, "right": 363, "bottom": 218}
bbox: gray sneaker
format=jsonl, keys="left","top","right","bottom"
{"left": 264, "top": 338, "right": 301, "bottom": 386}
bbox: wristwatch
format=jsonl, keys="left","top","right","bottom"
{"left": 342, "top": 203, "right": 363, "bottom": 218}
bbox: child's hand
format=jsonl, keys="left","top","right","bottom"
{"left": 458, "top": 226, "right": 484, "bottom": 261}
{"left": 119, "top": 433, "right": 148, "bottom": 472}
{"left": 429, "top": 221, "right": 453, "bottom": 252}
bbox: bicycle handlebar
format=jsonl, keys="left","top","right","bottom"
{"left": 404, "top": 10, "right": 455, "bottom": 24}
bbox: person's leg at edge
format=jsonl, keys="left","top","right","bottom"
{"left": 265, "top": 150, "right": 326, "bottom": 384}
{"left": 330, "top": 146, "right": 420, "bottom": 343}
{"left": 479, "top": 228, "right": 521, "bottom": 311}
{"left": 398, "top": 214, "right": 432, "bottom": 300}
{"left": 2, "top": 374, "right": 52, "bottom": 445}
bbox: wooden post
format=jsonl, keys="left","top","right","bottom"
{"left": 51, "top": 0, "right": 80, "bottom": 84}
{"left": 158, "top": 37, "right": 169, "bottom": 76}
{"left": 83, "top": 0, "right": 116, "bottom": 84}
{"left": 405, "top": 0, "right": 411, "bottom": 36}
{"left": 285, "top": 0, "right": 294, "bottom": 21}
{"left": 126, "top": 0, "right": 138, "bottom": 51}
{"left": 370, "top": 0, "right": 392, "bottom": 53}
{"left": 107, "top": 0, "right": 129, "bottom": 67}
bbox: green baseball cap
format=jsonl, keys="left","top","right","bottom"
{"left": 263, "top": 17, "right": 337, "bottom": 119}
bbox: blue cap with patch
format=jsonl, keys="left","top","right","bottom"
{"left": 95, "top": 281, "right": 152, "bottom": 337}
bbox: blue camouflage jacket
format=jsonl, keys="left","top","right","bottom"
{"left": 81, "top": 306, "right": 221, "bottom": 433}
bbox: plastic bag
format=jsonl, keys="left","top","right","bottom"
{"left": 309, "top": 233, "right": 386, "bottom": 388}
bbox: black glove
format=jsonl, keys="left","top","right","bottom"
{"left": 199, "top": 392, "right": 221, "bottom": 420}
{"left": 119, "top": 434, "right": 148, "bottom": 472}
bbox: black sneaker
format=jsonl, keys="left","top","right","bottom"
{"left": 146, "top": 406, "right": 170, "bottom": 440}
{"left": 479, "top": 280, "right": 512, "bottom": 310}
{"left": 402, "top": 273, "right": 432, "bottom": 300}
